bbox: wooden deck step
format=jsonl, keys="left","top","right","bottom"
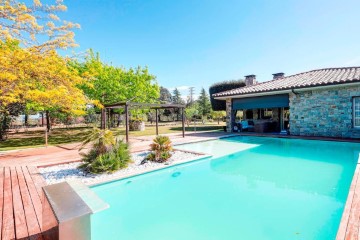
{"left": 0, "top": 167, "right": 4, "bottom": 240}
{"left": 16, "top": 167, "right": 43, "bottom": 240}
{"left": 10, "top": 167, "right": 29, "bottom": 239}
{"left": 0, "top": 166, "right": 46, "bottom": 240}
{"left": 2, "top": 167, "right": 15, "bottom": 240}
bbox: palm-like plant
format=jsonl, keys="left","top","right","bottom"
{"left": 79, "top": 128, "right": 132, "bottom": 173}
{"left": 80, "top": 127, "right": 115, "bottom": 155}
{"left": 146, "top": 135, "right": 172, "bottom": 162}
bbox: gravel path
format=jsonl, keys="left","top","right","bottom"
{"left": 39, "top": 150, "right": 204, "bottom": 185}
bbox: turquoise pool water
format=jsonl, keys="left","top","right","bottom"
{"left": 91, "top": 137, "right": 360, "bottom": 240}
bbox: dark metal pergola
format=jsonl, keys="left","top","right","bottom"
{"left": 102, "top": 102, "right": 186, "bottom": 142}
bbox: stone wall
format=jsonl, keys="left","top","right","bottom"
{"left": 226, "top": 98, "right": 233, "bottom": 132}
{"left": 289, "top": 85, "right": 360, "bottom": 138}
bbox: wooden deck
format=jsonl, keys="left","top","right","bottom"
{"left": 0, "top": 166, "right": 46, "bottom": 240}
{"left": 337, "top": 162, "right": 360, "bottom": 240}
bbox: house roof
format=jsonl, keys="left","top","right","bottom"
{"left": 213, "top": 67, "right": 360, "bottom": 98}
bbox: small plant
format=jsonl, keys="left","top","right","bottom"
{"left": 146, "top": 135, "right": 172, "bottom": 163}
{"left": 79, "top": 128, "right": 132, "bottom": 173}
{"left": 80, "top": 127, "right": 115, "bottom": 155}
{"left": 86, "top": 152, "right": 120, "bottom": 174}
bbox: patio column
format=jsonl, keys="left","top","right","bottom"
{"left": 125, "top": 104, "right": 129, "bottom": 142}
{"left": 226, "top": 98, "right": 233, "bottom": 132}
{"left": 155, "top": 108, "right": 159, "bottom": 135}
{"left": 101, "top": 108, "right": 106, "bottom": 129}
{"left": 181, "top": 107, "right": 185, "bottom": 138}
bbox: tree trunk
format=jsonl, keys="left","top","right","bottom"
{"left": 41, "top": 112, "right": 44, "bottom": 127}
{"left": 46, "top": 110, "right": 51, "bottom": 132}
{"left": 0, "top": 114, "right": 8, "bottom": 141}
{"left": 24, "top": 113, "right": 28, "bottom": 127}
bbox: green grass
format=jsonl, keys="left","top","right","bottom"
{"left": 0, "top": 123, "right": 225, "bottom": 151}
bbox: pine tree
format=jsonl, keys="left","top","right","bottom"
{"left": 159, "top": 87, "right": 172, "bottom": 103}
{"left": 197, "top": 88, "right": 211, "bottom": 117}
{"left": 172, "top": 88, "right": 184, "bottom": 104}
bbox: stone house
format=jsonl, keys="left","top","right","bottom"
{"left": 212, "top": 67, "right": 360, "bottom": 138}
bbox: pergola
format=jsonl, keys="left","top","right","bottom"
{"left": 102, "top": 102, "right": 186, "bottom": 142}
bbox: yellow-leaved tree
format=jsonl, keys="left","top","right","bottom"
{"left": 0, "top": 0, "right": 86, "bottom": 139}
{"left": 0, "top": 0, "right": 80, "bottom": 51}
{"left": 0, "top": 40, "right": 87, "bottom": 135}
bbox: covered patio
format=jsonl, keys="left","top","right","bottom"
{"left": 231, "top": 94, "right": 290, "bottom": 134}
{"left": 102, "top": 102, "right": 186, "bottom": 142}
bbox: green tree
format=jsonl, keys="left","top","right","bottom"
{"left": 172, "top": 88, "right": 185, "bottom": 104}
{"left": 185, "top": 104, "right": 198, "bottom": 127}
{"left": 75, "top": 50, "right": 159, "bottom": 106}
{"left": 197, "top": 88, "right": 211, "bottom": 117}
{"left": 211, "top": 110, "right": 226, "bottom": 124}
{"left": 159, "top": 87, "right": 172, "bottom": 103}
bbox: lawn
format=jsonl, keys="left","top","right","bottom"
{"left": 0, "top": 122, "right": 225, "bottom": 151}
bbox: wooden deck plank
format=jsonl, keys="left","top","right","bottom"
{"left": 16, "top": 167, "right": 43, "bottom": 240}
{"left": 27, "top": 166, "right": 46, "bottom": 202}
{"left": 337, "top": 165, "right": 360, "bottom": 240}
{"left": 345, "top": 164, "right": 360, "bottom": 240}
{"left": 2, "top": 167, "right": 15, "bottom": 240}
{"left": 22, "top": 166, "right": 44, "bottom": 231}
{"left": 0, "top": 167, "right": 4, "bottom": 240}
{"left": 10, "top": 167, "right": 29, "bottom": 239}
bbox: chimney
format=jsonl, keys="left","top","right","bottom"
{"left": 272, "top": 72, "right": 285, "bottom": 80}
{"left": 244, "top": 75, "right": 257, "bottom": 86}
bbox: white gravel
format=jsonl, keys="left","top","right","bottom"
{"left": 39, "top": 150, "right": 204, "bottom": 185}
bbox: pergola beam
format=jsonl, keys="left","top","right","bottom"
{"left": 102, "top": 102, "right": 186, "bottom": 142}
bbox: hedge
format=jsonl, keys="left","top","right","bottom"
{"left": 209, "top": 80, "right": 245, "bottom": 111}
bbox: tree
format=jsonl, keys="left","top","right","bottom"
{"left": 0, "top": 0, "right": 80, "bottom": 51}
{"left": 184, "top": 106, "right": 198, "bottom": 127}
{"left": 197, "top": 88, "right": 211, "bottom": 117}
{"left": 172, "top": 88, "right": 184, "bottom": 104}
{"left": 75, "top": 50, "right": 159, "bottom": 107}
{"left": 209, "top": 79, "right": 245, "bottom": 111}
{"left": 159, "top": 87, "right": 172, "bottom": 103}
{"left": 187, "top": 87, "right": 195, "bottom": 107}
{"left": 0, "top": 0, "right": 84, "bottom": 137}
{"left": 0, "top": 40, "right": 87, "bottom": 134}
{"left": 211, "top": 110, "right": 226, "bottom": 124}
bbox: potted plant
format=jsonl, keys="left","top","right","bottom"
{"left": 129, "top": 114, "right": 146, "bottom": 131}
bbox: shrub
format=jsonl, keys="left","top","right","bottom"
{"left": 209, "top": 80, "right": 245, "bottom": 111}
{"left": 79, "top": 128, "right": 132, "bottom": 173}
{"left": 112, "top": 140, "right": 132, "bottom": 169}
{"left": 80, "top": 141, "right": 132, "bottom": 173}
{"left": 146, "top": 135, "right": 172, "bottom": 163}
{"left": 80, "top": 127, "right": 115, "bottom": 155}
{"left": 86, "top": 152, "right": 120, "bottom": 174}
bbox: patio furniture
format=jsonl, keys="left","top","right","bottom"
{"left": 239, "top": 120, "right": 255, "bottom": 132}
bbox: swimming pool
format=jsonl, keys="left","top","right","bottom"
{"left": 91, "top": 136, "right": 360, "bottom": 240}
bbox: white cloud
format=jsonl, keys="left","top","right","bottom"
{"left": 168, "top": 85, "right": 191, "bottom": 91}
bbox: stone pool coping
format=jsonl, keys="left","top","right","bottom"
{"left": 85, "top": 149, "right": 213, "bottom": 187}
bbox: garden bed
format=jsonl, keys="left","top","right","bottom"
{"left": 39, "top": 150, "right": 206, "bottom": 185}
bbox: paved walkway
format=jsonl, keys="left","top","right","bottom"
{"left": 0, "top": 131, "right": 232, "bottom": 167}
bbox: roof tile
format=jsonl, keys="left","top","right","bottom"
{"left": 213, "top": 67, "right": 360, "bottom": 97}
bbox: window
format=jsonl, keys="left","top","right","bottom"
{"left": 353, "top": 97, "right": 360, "bottom": 128}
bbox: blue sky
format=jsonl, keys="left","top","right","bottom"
{"left": 60, "top": 0, "right": 360, "bottom": 99}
